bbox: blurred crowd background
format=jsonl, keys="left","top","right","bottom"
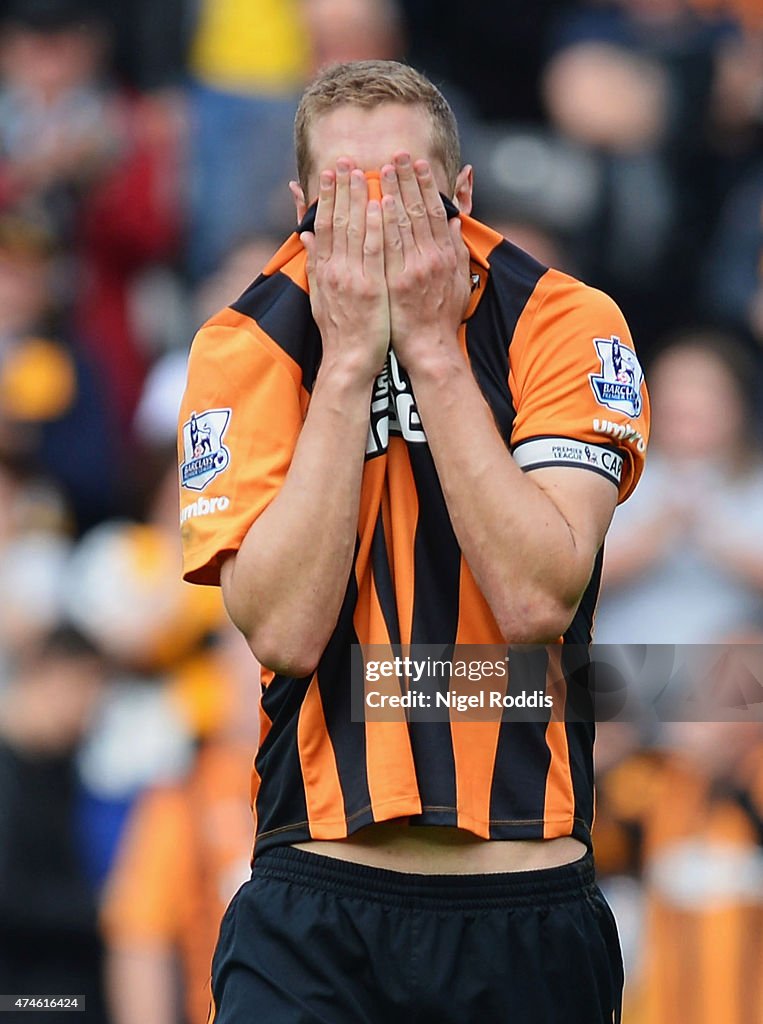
{"left": 0, "top": 0, "right": 762, "bottom": 1021}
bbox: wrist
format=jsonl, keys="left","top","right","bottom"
{"left": 315, "top": 356, "right": 379, "bottom": 400}
{"left": 401, "top": 336, "right": 465, "bottom": 383}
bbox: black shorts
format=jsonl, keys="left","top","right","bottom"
{"left": 209, "top": 846, "right": 623, "bottom": 1024}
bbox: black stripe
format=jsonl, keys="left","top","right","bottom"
{"left": 564, "top": 720, "right": 594, "bottom": 845}
{"left": 466, "top": 238, "right": 546, "bottom": 442}
{"left": 255, "top": 674, "right": 311, "bottom": 839}
{"left": 316, "top": 549, "right": 372, "bottom": 824}
{"left": 231, "top": 270, "right": 322, "bottom": 393}
{"left": 406, "top": 439, "right": 461, "bottom": 823}
{"left": 408, "top": 443, "right": 461, "bottom": 645}
{"left": 560, "top": 547, "right": 604, "bottom": 836}
{"left": 371, "top": 511, "right": 402, "bottom": 647}
{"left": 466, "top": 274, "right": 516, "bottom": 441}
{"left": 567, "top": 546, "right": 603, "bottom": 648}
{"left": 488, "top": 647, "right": 552, "bottom": 838}
{"left": 468, "top": 239, "right": 552, "bottom": 837}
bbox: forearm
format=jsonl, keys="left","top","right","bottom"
{"left": 409, "top": 349, "right": 598, "bottom": 641}
{"left": 222, "top": 362, "right": 373, "bottom": 675}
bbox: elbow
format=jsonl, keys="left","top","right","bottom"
{"left": 495, "top": 591, "right": 579, "bottom": 645}
{"left": 247, "top": 627, "right": 325, "bottom": 679}
{"left": 222, "top": 566, "right": 326, "bottom": 677}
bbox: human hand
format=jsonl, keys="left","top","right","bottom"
{"left": 300, "top": 159, "right": 390, "bottom": 385}
{"left": 380, "top": 153, "right": 471, "bottom": 372}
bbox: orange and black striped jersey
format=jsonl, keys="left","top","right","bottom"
{"left": 178, "top": 201, "right": 649, "bottom": 857}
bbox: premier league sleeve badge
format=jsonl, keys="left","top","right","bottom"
{"left": 589, "top": 335, "right": 645, "bottom": 418}
{"left": 180, "top": 409, "right": 232, "bottom": 491}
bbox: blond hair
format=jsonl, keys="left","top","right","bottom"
{"left": 294, "top": 60, "right": 461, "bottom": 196}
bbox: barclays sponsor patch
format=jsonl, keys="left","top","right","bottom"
{"left": 589, "top": 335, "right": 644, "bottom": 418}
{"left": 180, "top": 408, "right": 231, "bottom": 491}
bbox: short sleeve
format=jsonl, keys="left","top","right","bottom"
{"left": 509, "top": 270, "right": 649, "bottom": 503}
{"left": 178, "top": 308, "right": 305, "bottom": 585}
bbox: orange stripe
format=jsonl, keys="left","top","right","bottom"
{"left": 208, "top": 306, "right": 307, "bottom": 395}
{"left": 361, "top": 570, "right": 421, "bottom": 820}
{"left": 460, "top": 214, "right": 505, "bottom": 270}
{"left": 459, "top": 217, "right": 504, "bottom": 320}
{"left": 353, "top": 446, "right": 420, "bottom": 820}
{"left": 450, "top": 553, "right": 504, "bottom": 836}
{"left": 297, "top": 676, "right": 346, "bottom": 838}
{"left": 276, "top": 248, "right": 311, "bottom": 291}
{"left": 261, "top": 234, "right": 309, "bottom": 289}
{"left": 447, "top": 317, "right": 504, "bottom": 835}
{"left": 386, "top": 436, "right": 418, "bottom": 644}
{"left": 381, "top": 483, "right": 394, "bottom": 579}
{"left": 542, "top": 645, "right": 576, "bottom": 837}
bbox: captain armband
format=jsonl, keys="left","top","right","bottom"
{"left": 512, "top": 437, "right": 623, "bottom": 487}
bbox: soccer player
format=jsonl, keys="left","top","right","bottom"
{"left": 178, "top": 60, "right": 650, "bottom": 1023}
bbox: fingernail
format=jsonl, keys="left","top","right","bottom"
{"left": 320, "top": 172, "right": 332, "bottom": 188}
{"left": 383, "top": 167, "right": 396, "bottom": 181}
{"left": 397, "top": 154, "right": 410, "bottom": 166}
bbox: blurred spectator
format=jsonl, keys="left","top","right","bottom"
{"left": 0, "top": 453, "right": 70, "bottom": 550}
{"left": 0, "top": 210, "right": 119, "bottom": 530}
{"left": 0, "top": 0, "right": 119, "bottom": 222}
{"left": 304, "top": 0, "right": 404, "bottom": 70}
{"left": 0, "top": 627, "right": 108, "bottom": 1021}
{"left": 596, "top": 331, "right": 763, "bottom": 642}
{"left": 103, "top": 0, "right": 192, "bottom": 93}
{"left": 595, "top": 719, "right": 763, "bottom": 1023}
{"left": 702, "top": 162, "right": 763, "bottom": 346}
{"left": 186, "top": 0, "right": 407, "bottom": 280}
{"left": 710, "top": 27, "right": 763, "bottom": 154}
{"left": 0, "top": 530, "right": 72, "bottom": 661}
{"left": 60, "top": 520, "right": 222, "bottom": 891}
{"left": 638, "top": 720, "right": 763, "bottom": 1024}
{"left": 0, "top": 0, "right": 182, "bottom": 433}
{"left": 398, "top": 0, "right": 576, "bottom": 122}
{"left": 101, "top": 624, "right": 258, "bottom": 1024}
{"left": 592, "top": 721, "right": 657, "bottom": 1015}
{"left": 63, "top": 520, "right": 222, "bottom": 673}
{"left": 541, "top": 0, "right": 741, "bottom": 348}
{"left": 185, "top": 0, "right": 310, "bottom": 279}
{"left": 690, "top": 0, "right": 763, "bottom": 31}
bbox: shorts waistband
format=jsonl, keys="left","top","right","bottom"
{"left": 253, "top": 845, "right": 596, "bottom": 910}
